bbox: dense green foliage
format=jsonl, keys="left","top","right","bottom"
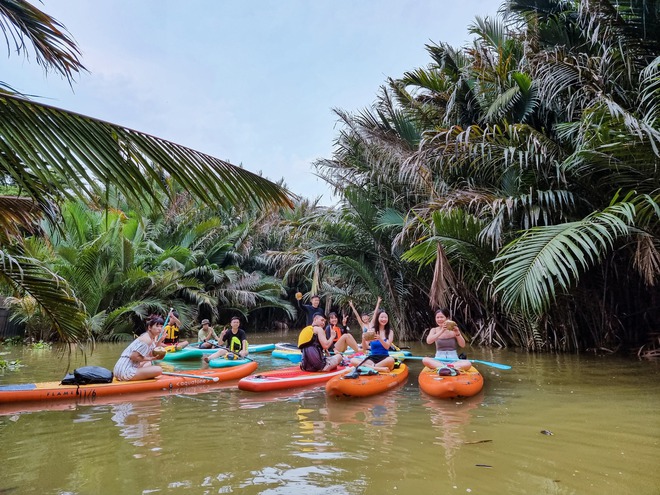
{"left": 0, "top": 0, "right": 293, "bottom": 344}
{"left": 311, "top": 0, "right": 660, "bottom": 353}
{"left": 2, "top": 0, "right": 659, "bottom": 356}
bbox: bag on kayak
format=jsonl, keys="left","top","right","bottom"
{"left": 61, "top": 366, "right": 114, "bottom": 385}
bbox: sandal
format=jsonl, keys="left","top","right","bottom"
{"left": 437, "top": 367, "right": 458, "bottom": 376}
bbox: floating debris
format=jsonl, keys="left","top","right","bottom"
{"left": 540, "top": 429, "right": 554, "bottom": 435}
{"left": 475, "top": 464, "right": 493, "bottom": 468}
{"left": 464, "top": 439, "right": 493, "bottom": 444}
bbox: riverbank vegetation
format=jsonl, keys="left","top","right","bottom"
{"left": 1, "top": 0, "right": 658, "bottom": 356}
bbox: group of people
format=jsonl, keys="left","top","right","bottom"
{"left": 113, "top": 295, "right": 471, "bottom": 382}
{"left": 296, "top": 295, "right": 470, "bottom": 375}
{"left": 113, "top": 310, "right": 250, "bottom": 381}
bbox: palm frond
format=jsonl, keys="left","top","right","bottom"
{"left": 0, "top": 0, "right": 85, "bottom": 81}
{"left": 0, "top": 249, "right": 87, "bottom": 341}
{"left": 0, "top": 94, "right": 294, "bottom": 220}
{"left": 493, "top": 201, "right": 636, "bottom": 315}
{"left": 0, "top": 194, "right": 42, "bottom": 241}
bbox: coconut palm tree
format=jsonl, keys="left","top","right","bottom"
{"left": 0, "top": 1, "right": 293, "bottom": 343}
{"left": 314, "top": 0, "right": 659, "bottom": 352}
{"left": 489, "top": 0, "right": 660, "bottom": 350}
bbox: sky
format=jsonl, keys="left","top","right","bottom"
{"left": 5, "top": 0, "right": 502, "bottom": 205}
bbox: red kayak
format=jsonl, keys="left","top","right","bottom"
{"left": 238, "top": 364, "right": 349, "bottom": 392}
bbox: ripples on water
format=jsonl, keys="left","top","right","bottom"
{"left": 0, "top": 340, "right": 658, "bottom": 494}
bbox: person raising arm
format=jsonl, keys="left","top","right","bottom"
{"left": 348, "top": 300, "right": 372, "bottom": 335}
{"left": 350, "top": 297, "right": 395, "bottom": 372}
{"left": 203, "top": 316, "right": 249, "bottom": 362}
{"left": 325, "top": 311, "right": 360, "bottom": 355}
{"left": 296, "top": 293, "right": 324, "bottom": 326}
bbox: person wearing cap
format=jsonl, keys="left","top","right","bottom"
{"left": 203, "top": 316, "right": 249, "bottom": 362}
{"left": 197, "top": 319, "right": 220, "bottom": 349}
{"left": 297, "top": 313, "right": 343, "bottom": 372}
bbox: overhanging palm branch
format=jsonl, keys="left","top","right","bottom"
{"left": 0, "top": 0, "right": 85, "bottom": 83}
{"left": 0, "top": 94, "right": 294, "bottom": 217}
{"left": 0, "top": 194, "right": 42, "bottom": 240}
{"left": 493, "top": 201, "right": 637, "bottom": 315}
{"left": 0, "top": 249, "right": 86, "bottom": 341}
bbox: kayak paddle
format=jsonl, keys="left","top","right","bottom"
{"left": 344, "top": 355, "right": 374, "bottom": 379}
{"left": 162, "top": 371, "right": 220, "bottom": 382}
{"left": 403, "top": 355, "right": 511, "bottom": 370}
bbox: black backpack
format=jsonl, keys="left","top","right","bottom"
{"left": 61, "top": 366, "right": 114, "bottom": 385}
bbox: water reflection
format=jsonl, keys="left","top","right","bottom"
{"left": 422, "top": 392, "right": 484, "bottom": 483}
{"left": 322, "top": 393, "right": 399, "bottom": 428}
{"left": 1, "top": 340, "right": 658, "bottom": 495}
{"left": 110, "top": 398, "right": 163, "bottom": 455}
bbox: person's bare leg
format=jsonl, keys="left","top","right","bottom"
{"left": 203, "top": 348, "right": 227, "bottom": 363}
{"left": 334, "top": 334, "right": 360, "bottom": 354}
{"left": 131, "top": 365, "right": 162, "bottom": 380}
{"left": 322, "top": 354, "right": 343, "bottom": 371}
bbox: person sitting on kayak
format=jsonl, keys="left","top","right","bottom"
{"left": 422, "top": 309, "right": 472, "bottom": 373}
{"left": 299, "top": 313, "right": 343, "bottom": 372}
{"left": 350, "top": 297, "right": 395, "bottom": 373}
{"left": 348, "top": 300, "right": 372, "bottom": 335}
{"left": 324, "top": 311, "right": 361, "bottom": 355}
{"left": 162, "top": 309, "right": 189, "bottom": 351}
{"left": 198, "top": 319, "right": 220, "bottom": 349}
{"left": 203, "top": 316, "right": 249, "bottom": 362}
{"left": 113, "top": 314, "right": 164, "bottom": 381}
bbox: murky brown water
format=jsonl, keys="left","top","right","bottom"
{"left": 1, "top": 332, "right": 658, "bottom": 494}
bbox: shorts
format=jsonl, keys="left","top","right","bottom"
{"left": 113, "top": 365, "right": 138, "bottom": 381}
{"left": 368, "top": 354, "right": 390, "bottom": 364}
{"left": 300, "top": 346, "right": 326, "bottom": 372}
{"left": 434, "top": 350, "right": 459, "bottom": 361}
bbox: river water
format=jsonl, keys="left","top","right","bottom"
{"left": 0, "top": 332, "right": 658, "bottom": 495}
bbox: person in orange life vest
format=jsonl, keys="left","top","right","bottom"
{"left": 203, "top": 316, "right": 248, "bottom": 362}
{"left": 162, "top": 309, "right": 189, "bottom": 350}
{"left": 324, "top": 311, "right": 360, "bottom": 354}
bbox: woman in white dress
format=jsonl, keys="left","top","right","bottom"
{"left": 113, "top": 315, "right": 165, "bottom": 381}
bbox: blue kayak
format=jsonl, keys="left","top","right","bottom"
{"left": 207, "top": 356, "right": 253, "bottom": 368}
{"left": 270, "top": 342, "right": 410, "bottom": 363}
{"left": 250, "top": 343, "right": 277, "bottom": 353}
{"left": 271, "top": 343, "right": 301, "bottom": 362}
{"left": 162, "top": 342, "right": 276, "bottom": 362}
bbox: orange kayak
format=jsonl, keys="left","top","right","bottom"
{"left": 326, "top": 363, "right": 409, "bottom": 398}
{"left": 418, "top": 365, "right": 483, "bottom": 399}
{"left": 238, "top": 364, "right": 349, "bottom": 392}
{"left": 0, "top": 361, "right": 257, "bottom": 404}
